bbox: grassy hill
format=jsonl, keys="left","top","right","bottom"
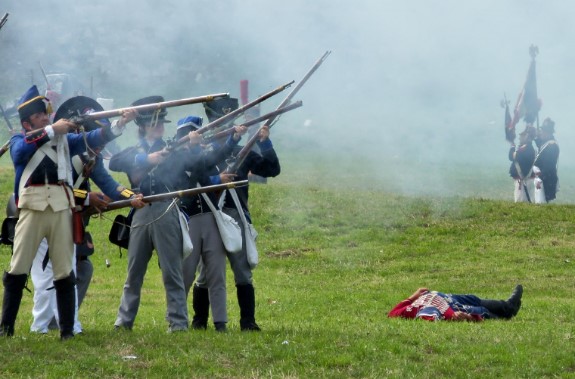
{"left": 0, "top": 150, "right": 573, "bottom": 378}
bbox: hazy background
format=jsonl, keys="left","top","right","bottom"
{"left": 1, "top": 1, "right": 574, "bottom": 201}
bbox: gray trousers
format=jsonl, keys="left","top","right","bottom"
{"left": 183, "top": 212, "right": 228, "bottom": 323}
{"left": 76, "top": 258, "right": 93, "bottom": 308}
{"left": 196, "top": 207, "right": 253, "bottom": 286}
{"left": 115, "top": 201, "right": 188, "bottom": 330}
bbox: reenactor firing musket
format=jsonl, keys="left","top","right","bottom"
{"left": 168, "top": 81, "right": 294, "bottom": 149}
{"left": 204, "top": 100, "right": 303, "bottom": 142}
{"left": 0, "top": 13, "right": 8, "bottom": 31}
{"left": 86, "top": 180, "right": 248, "bottom": 216}
{"left": 224, "top": 50, "right": 331, "bottom": 174}
{"left": 26, "top": 92, "right": 230, "bottom": 138}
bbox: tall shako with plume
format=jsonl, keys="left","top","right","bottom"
{"left": 504, "top": 45, "right": 541, "bottom": 144}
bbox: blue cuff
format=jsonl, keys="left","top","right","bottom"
{"left": 225, "top": 134, "right": 239, "bottom": 148}
{"left": 210, "top": 175, "right": 221, "bottom": 185}
{"left": 257, "top": 138, "right": 273, "bottom": 152}
{"left": 135, "top": 153, "right": 148, "bottom": 167}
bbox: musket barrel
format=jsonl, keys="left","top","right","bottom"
{"left": 0, "top": 13, "right": 8, "bottom": 30}
{"left": 24, "top": 92, "right": 231, "bottom": 137}
{"left": 171, "top": 81, "right": 294, "bottom": 148}
{"left": 226, "top": 51, "right": 330, "bottom": 174}
{"left": 89, "top": 180, "right": 249, "bottom": 215}
{"left": 83, "top": 93, "right": 230, "bottom": 120}
{"left": 205, "top": 101, "right": 303, "bottom": 142}
{"left": 264, "top": 51, "right": 330, "bottom": 128}
{"left": 0, "top": 139, "right": 11, "bottom": 158}
{"left": 195, "top": 81, "right": 294, "bottom": 135}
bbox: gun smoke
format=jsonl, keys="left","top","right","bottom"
{"left": 1, "top": 0, "right": 574, "bottom": 202}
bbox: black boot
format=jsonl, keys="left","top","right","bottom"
{"left": 54, "top": 272, "right": 76, "bottom": 340}
{"left": 214, "top": 322, "right": 227, "bottom": 332}
{"left": 191, "top": 285, "right": 209, "bottom": 330}
{"left": 506, "top": 284, "right": 523, "bottom": 317}
{"left": 0, "top": 272, "right": 28, "bottom": 337}
{"left": 479, "top": 299, "right": 514, "bottom": 319}
{"left": 480, "top": 285, "right": 523, "bottom": 319}
{"left": 237, "top": 284, "right": 260, "bottom": 331}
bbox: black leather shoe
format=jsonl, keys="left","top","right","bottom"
{"left": 191, "top": 320, "right": 207, "bottom": 330}
{"left": 0, "top": 325, "right": 14, "bottom": 337}
{"left": 114, "top": 324, "right": 133, "bottom": 331}
{"left": 214, "top": 322, "right": 227, "bottom": 332}
{"left": 60, "top": 332, "right": 75, "bottom": 341}
{"left": 240, "top": 322, "right": 261, "bottom": 332}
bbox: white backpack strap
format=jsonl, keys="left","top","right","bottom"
{"left": 72, "top": 155, "right": 87, "bottom": 189}
{"left": 229, "top": 188, "right": 249, "bottom": 228}
{"left": 18, "top": 143, "right": 58, "bottom": 197}
{"left": 198, "top": 182, "right": 219, "bottom": 213}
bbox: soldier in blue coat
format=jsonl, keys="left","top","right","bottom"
{"left": 0, "top": 86, "right": 123, "bottom": 339}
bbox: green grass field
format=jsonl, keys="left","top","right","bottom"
{"left": 0, "top": 149, "right": 573, "bottom": 378}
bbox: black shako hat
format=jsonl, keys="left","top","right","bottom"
{"left": 54, "top": 96, "right": 110, "bottom": 131}
{"left": 131, "top": 95, "right": 171, "bottom": 126}
{"left": 541, "top": 117, "right": 555, "bottom": 134}
{"left": 203, "top": 97, "right": 239, "bottom": 123}
{"left": 17, "top": 85, "right": 52, "bottom": 120}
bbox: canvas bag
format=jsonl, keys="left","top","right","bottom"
{"left": 229, "top": 188, "right": 259, "bottom": 269}
{"left": 178, "top": 207, "right": 193, "bottom": 259}
{"left": 200, "top": 191, "right": 242, "bottom": 253}
{"left": 108, "top": 209, "right": 134, "bottom": 249}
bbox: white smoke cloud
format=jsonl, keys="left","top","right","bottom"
{"left": 1, "top": 0, "right": 573, "bottom": 200}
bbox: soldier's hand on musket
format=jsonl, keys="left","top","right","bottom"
{"left": 258, "top": 125, "right": 270, "bottom": 142}
{"left": 233, "top": 125, "right": 248, "bottom": 141}
{"left": 187, "top": 130, "right": 202, "bottom": 146}
{"left": 117, "top": 108, "right": 138, "bottom": 127}
{"left": 89, "top": 192, "right": 111, "bottom": 210}
{"left": 130, "top": 193, "right": 146, "bottom": 209}
{"left": 219, "top": 173, "right": 236, "bottom": 184}
{"left": 52, "top": 118, "right": 76, "bottom": 134}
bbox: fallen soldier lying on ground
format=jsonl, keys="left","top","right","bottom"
{"left": 388, "top": 285, "right": 523, "bottom": 321}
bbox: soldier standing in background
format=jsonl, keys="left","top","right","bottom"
{"left": 533, "top": 118, "right": 559, "bottom": 203}
{"left": 508, "top": 126, "right": 536, "bottom": 203}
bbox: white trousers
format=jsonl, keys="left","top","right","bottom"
{"left": 29, "top": 239, "right": 82, "bottom": 334}
{"left": 514, "top": 178, "right": 535, "bottom": 203}
{"left": 534, "top": 177, "right": 546, "bottom": 204}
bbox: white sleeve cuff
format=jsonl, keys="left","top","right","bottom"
{"left": 45, "top": 125, "right": 55, "bottom": 139}
{"left": 110, "top": 119, "right": 125, "bottom": 136}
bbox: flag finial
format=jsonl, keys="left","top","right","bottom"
{"left": 529, "top": 45, "right": 539, "bottom": 59}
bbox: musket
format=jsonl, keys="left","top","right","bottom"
{"left": 0, "top": 13, "right": 8, "bottom": 31}
{"left": 87, "top": 180, "right": 248, "bottom": 215}
{"left": 0, "top": 139, "right": 11, "bottom": 158}
{"left": 204, "top": 100, "right": 303, "bottom": 142}
{"left": 26, "top": 92, "right": 230, "bottom": 137}
{"left": 39, "top": 61, "right": 51, "bottom": 90}
{"left": 0, "top": 102, "right": 15, "bottom": 132}
{"left": 169, "top": 81, "right": 294, "bottom": 149}
{"left": 224, "top": 51, "right": 331, "bottom": 174}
